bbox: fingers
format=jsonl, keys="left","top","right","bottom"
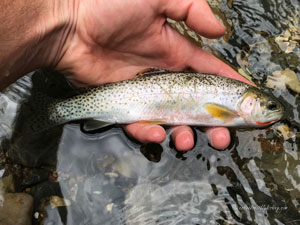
{"left": 124, "top": 123, "right": 166, "bottom": 143}
{"left": 204, "top": 127, "right": 231, "bottom": 150}
{"left": 171, "top": 126, "right": 230, "bottom": 151}
{"left": 171, "top": 126, "right": 194, "bottom": 151}
{"left": 160, "top": 0, "right": 225, "bottom": 38}
{"left": 155, "top": 0, "right": 255, "bottom": 86}
{"left": 124, "top": 123, "right": 195, "bottom": 151}
{"left": 186, "top": 47, "right": 255, "bottom": 86}
{"left": 161, "top": 27, "right": 255, "bottom": 86}
{"left": 125, "top": 123, "right": 230, "bottom": 151}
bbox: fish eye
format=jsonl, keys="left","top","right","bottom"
{"left": 267, "top": 101, "right": 279, "bottom": 110}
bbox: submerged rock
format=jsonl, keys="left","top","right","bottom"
{"left": 0, "top": 193, "right": 33, "bottom": 225}
{"left": 0, "top": 174, "right": 16, "bottom": 194}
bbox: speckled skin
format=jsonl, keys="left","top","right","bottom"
{"left": 36, "top": 72, "right": 282, "bottom": 131}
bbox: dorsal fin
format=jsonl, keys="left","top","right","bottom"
{"left": 136, "top": 68, "right": 174, "bottom": 78}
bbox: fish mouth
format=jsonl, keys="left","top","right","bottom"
{"left": 255, "top": 119, "right": 279, "bottom": 126}
{"left": 269, "top": 109, "right": 285, "bottom": 120}
{"left": 254, "top": 110, "right": 284, "bottom": 126}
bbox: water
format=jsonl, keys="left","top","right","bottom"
{"left": 0, "top": 0, "right": 299, "bottom": 224}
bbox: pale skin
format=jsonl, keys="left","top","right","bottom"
{"left": 0, "top": 0, "right": 253, "bottom": 151}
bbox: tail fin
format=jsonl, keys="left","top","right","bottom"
{"left": 13, "top": 69, "right": 80, "bottom": 134}
{"left": 17, "top": 92, "right": 62, "bottom": 134}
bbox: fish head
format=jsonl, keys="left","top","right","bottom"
{"left": 238, "top": 88, "right": 284, "bottom": 126}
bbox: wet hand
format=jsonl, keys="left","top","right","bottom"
{"left": 54, "top": 0, "right": 252, "bottom": 150}
{"left": 125, "top": 124, "right": 230, "bottom": 151}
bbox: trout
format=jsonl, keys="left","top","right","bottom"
{"left": 29, "top": 72, "right": 284, "bottom": 132}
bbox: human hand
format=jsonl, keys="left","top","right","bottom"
{"left": 0, "top": 0, "right": 252, "bottom": 150}
{"left": 53, "top": 0, "right": 254, "bottom": 151}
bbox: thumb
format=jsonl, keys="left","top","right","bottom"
{"left": 158, "top": 0, "right": 225, "bottom": 38}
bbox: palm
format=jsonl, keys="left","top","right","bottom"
{"left": 60, "top": 0, "right": 192, "bottom": 86}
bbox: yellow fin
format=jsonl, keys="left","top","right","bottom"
{"left": 205, "top": 103, "right": 238, "bottom": 121}
{"left": 139, "top": 120, "right": 166, "bottom": 125}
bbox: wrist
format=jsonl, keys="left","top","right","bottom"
{"left": 0, "top": 0, "right": 78, "bottom": 90}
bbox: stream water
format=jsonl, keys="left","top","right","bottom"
{"left": 0, "top": 0, "right": 299, "bottom": 224}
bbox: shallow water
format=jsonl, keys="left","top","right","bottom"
{"left": 0, "top": 0, "right": 300, "bottom": 224}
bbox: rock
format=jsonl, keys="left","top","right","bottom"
{"left": 0, "top": 174, "right": 16, "bottom": 194}
{"left": 49, "top": 196, "right": 71, "bottom": 209}
{"left": 0, "top": 193, "right": 33, "bottom": 225}
{"left": 266, "top": 68, "right": 300, "bottom": 94}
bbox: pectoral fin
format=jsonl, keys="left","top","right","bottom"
{"left": 205, "top": 103, "right": 238, "bottom": 122}
{"left": 83, "top": 120, "right": 113, "bottom": 131}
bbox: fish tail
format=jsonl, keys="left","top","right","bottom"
{"left": 19, "top": 92, "right": 64, "bottom": 133}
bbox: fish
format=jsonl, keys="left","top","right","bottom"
{"left": 28, "top": 72, "right": 284, "bottom": 132}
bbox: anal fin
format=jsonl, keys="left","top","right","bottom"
{"left": 83, "top": 120, "right": 113, "bottom": 131}
{"left": 139, "top": 120, "right": 166, "bottom": 125}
